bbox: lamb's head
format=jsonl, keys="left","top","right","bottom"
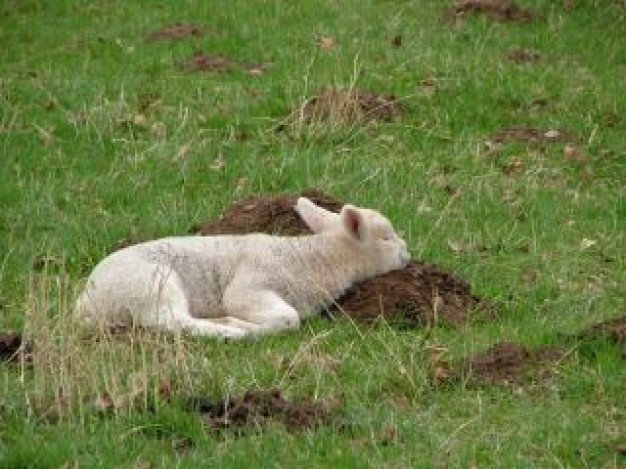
{"left": 295, "top": 197, "right": 411, "bottom": 275}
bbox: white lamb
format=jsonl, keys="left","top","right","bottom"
{"left": 75, "top": 197, "right": 410, "bottom": 339}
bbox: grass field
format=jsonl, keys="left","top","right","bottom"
{"left": 1, "top": 0, "right": 625, "bottom": 467}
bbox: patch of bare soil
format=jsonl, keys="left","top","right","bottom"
{"left": 505, "top": 47, "right": 541, "bottom": 64}
{"left": 577, "top": 315, "right": 626, "bottom": 348}
{"left": 291, "top": 87, "right": 403, "bottom": 125}
{"left": 335, "top": 261, "right": 495, "bottom": 327}
{"left": 486, "top": 126, "right": 577, "bottom": 146}
{"left": 0, "top": 331, "right": 31, "bottom": 365}
{"left": 145, "top": 23, "right": 204, "bottom": 41}
{"left": 186, "top": 389, "right": 342, "bottom": 435}
{"left": 179, "top": 53, "right": 272, "bottom": 75}
{"left": 459, "top": 342, "right": 566, "bottom": 386}
{"left": 180, "top": 53, "right": 234, "bottom": 73}
{"left": 444, "top": 0, "right": 535, "bottom": 22}
{"left": 191, "top": 189, "right": 495, "bottom": 327}
{"left": 191, "top": 188, "right": 343, "bottom": 236}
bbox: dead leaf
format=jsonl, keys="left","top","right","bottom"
{"left": 210, "top": 153, "right": 226, "bottom": 171}
{"left": 580, "top": 238, "right": 597, "bottom": 250}
{"left": 132, "top": 113, "right": 148, "bottom": 128}
{"left": 244, "top": 63, "right": 270, "bottom": 76}
{"left": 563, "top": 144, "right": 588, "bottom": 164}
{"left": 235, "top": 177, "right": 249, "bottom": 191}
{"left": 316, "top": 36, "right": 336, "bottom": 50}
{"left": 447, "top": 240, "right": 472, "bottom": 254}
{"left": 544, "top": 129, "right": 561, "bottom": 140}
{"left": 174, "top": 142, "right": 192, "bottom": 161}
{"left": 36, "top": 126, "right": 55, "bottom": 147}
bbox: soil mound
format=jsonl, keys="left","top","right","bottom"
{"left": 577, "top": 315, "right": 626, "bottom": 348}
{"left": 186, "top": 388, "right": 341, "bottom": 435}
{"left": 460, "top": 342, "right": 566, "bottom": 385}
{"left": 191, "top": 189, "right": 494, "bottom": 327}
{"left": 291, "top": 87, "right": 403, "bottom": 125}
{"left": 180, "top": 53, "right": 234, "bottom": 73}
{"left": 335, "top": 261, "right": 494, "bottom": 327}
{"left": 192, "top": 188, "right": 343, "bottom": 236}
{"left": 145, "top": 23, "right": 204, "bottom": 42}
{"left": 444, "top": 0, "right": 535, "bottom": 22}
{"left": 487, "top": 126, "right": 576, "bottom": 146}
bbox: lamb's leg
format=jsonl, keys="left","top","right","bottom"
{"left": 223, "top": 287, "right": 301, "bottom": 336}
{"left": 138, "top": 270, "right": 247, "bottom": 339}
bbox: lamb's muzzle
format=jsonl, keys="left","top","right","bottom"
{"left": 75, "top": 197, "right": 410, "bottom": 339}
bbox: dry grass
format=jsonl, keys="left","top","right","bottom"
{"left": 18, "top": 273, "right": 197, "bottom": 422}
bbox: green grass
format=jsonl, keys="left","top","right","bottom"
{"left": 1, "top": 0, "right": 625, "bottom": 467}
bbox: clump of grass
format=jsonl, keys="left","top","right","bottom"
{"left": 19, "top": 272, "right": 195, "bottom": 422}
{"left": 290, "top": 86, "right": 403, "bottom": 127}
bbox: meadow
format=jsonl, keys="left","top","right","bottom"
{"left": 1, "top": 0, "right": 625, "bottom": 467}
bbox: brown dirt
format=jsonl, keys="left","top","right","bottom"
{"left": 191, "top": 189, "right": 495, "bottom": 327}
{"left": 186, "top": 388, "right": 342, "bottom": 435}
{"left": 145, "top": 23, "right": 205, "bottom": 41}
{"left": 505, "top": 47, "right": 541, "bottom": 64}
{"left": 459, "top": 342, "right": 566, "bottom": 385}
{"left": 444, "top": 0, "right": 535, "bottom": 22}
{"left": 180, "top": 53, "right": 234, "bottom": 73}
{"left": 191, "top": 188, "right": 343, "bottom": 236}
{"left": 486, "top": 126, "right": 577, "bottom": 146}
{"left": 577, "top": 315, "right": 626, "bottom": 347}
{"left": 334, "top": 261, "right": 495, "bottom": 327}
{"left": 0, "top": 331, "right": 31, "bottom": 364}
{"left": 179, "top": 53, "right": 272, "bottom": 76}
{"left": 292, "top": 86, "right": 403, "bottom": 125}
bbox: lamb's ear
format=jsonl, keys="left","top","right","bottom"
{"left": 340, "top": 205, "right": 366, "bottom": 241}
{"left": 294, "top": 197, "right": 338, "bottom": 233}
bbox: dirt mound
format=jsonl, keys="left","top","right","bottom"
{"left": 0, "top": 331, "right": 31, "bottom": 364}
{"left": 291, "top": 87, "right": 403, "bottom": 125}
{"left": 577, "top": 316, "right": 626, "bottom": 347}
{"left": 486, "top": 126, "right": 576, "bottom": 146}
{"left": 192, "top": 188, "right": 343, "bottom": 236}
{"left": 186, "top": 389, "right": 341, "bottom": 435}
{"left": 145, "top": 23, "right": 204, "bottom": 41}
{"left": 180, "top": 53, "right": 234, "bottom": 73}
{"left": 459, "top": 342, "right": 566, "bottom": 385}
{"left": 191, "top": 189, "right": 494, "bottom": 327}
{"left": 444, "top": 0, "right": 535, "bottom": 22}
{"left": 334, "top": 261, "right": 495, "bottom": 327}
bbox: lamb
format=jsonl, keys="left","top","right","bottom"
{"left": 75, "top": 197, "right": 410, "bottom": 339}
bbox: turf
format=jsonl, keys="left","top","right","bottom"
{"left": 1, "top": 0, "right": 625, "bottom": 467}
